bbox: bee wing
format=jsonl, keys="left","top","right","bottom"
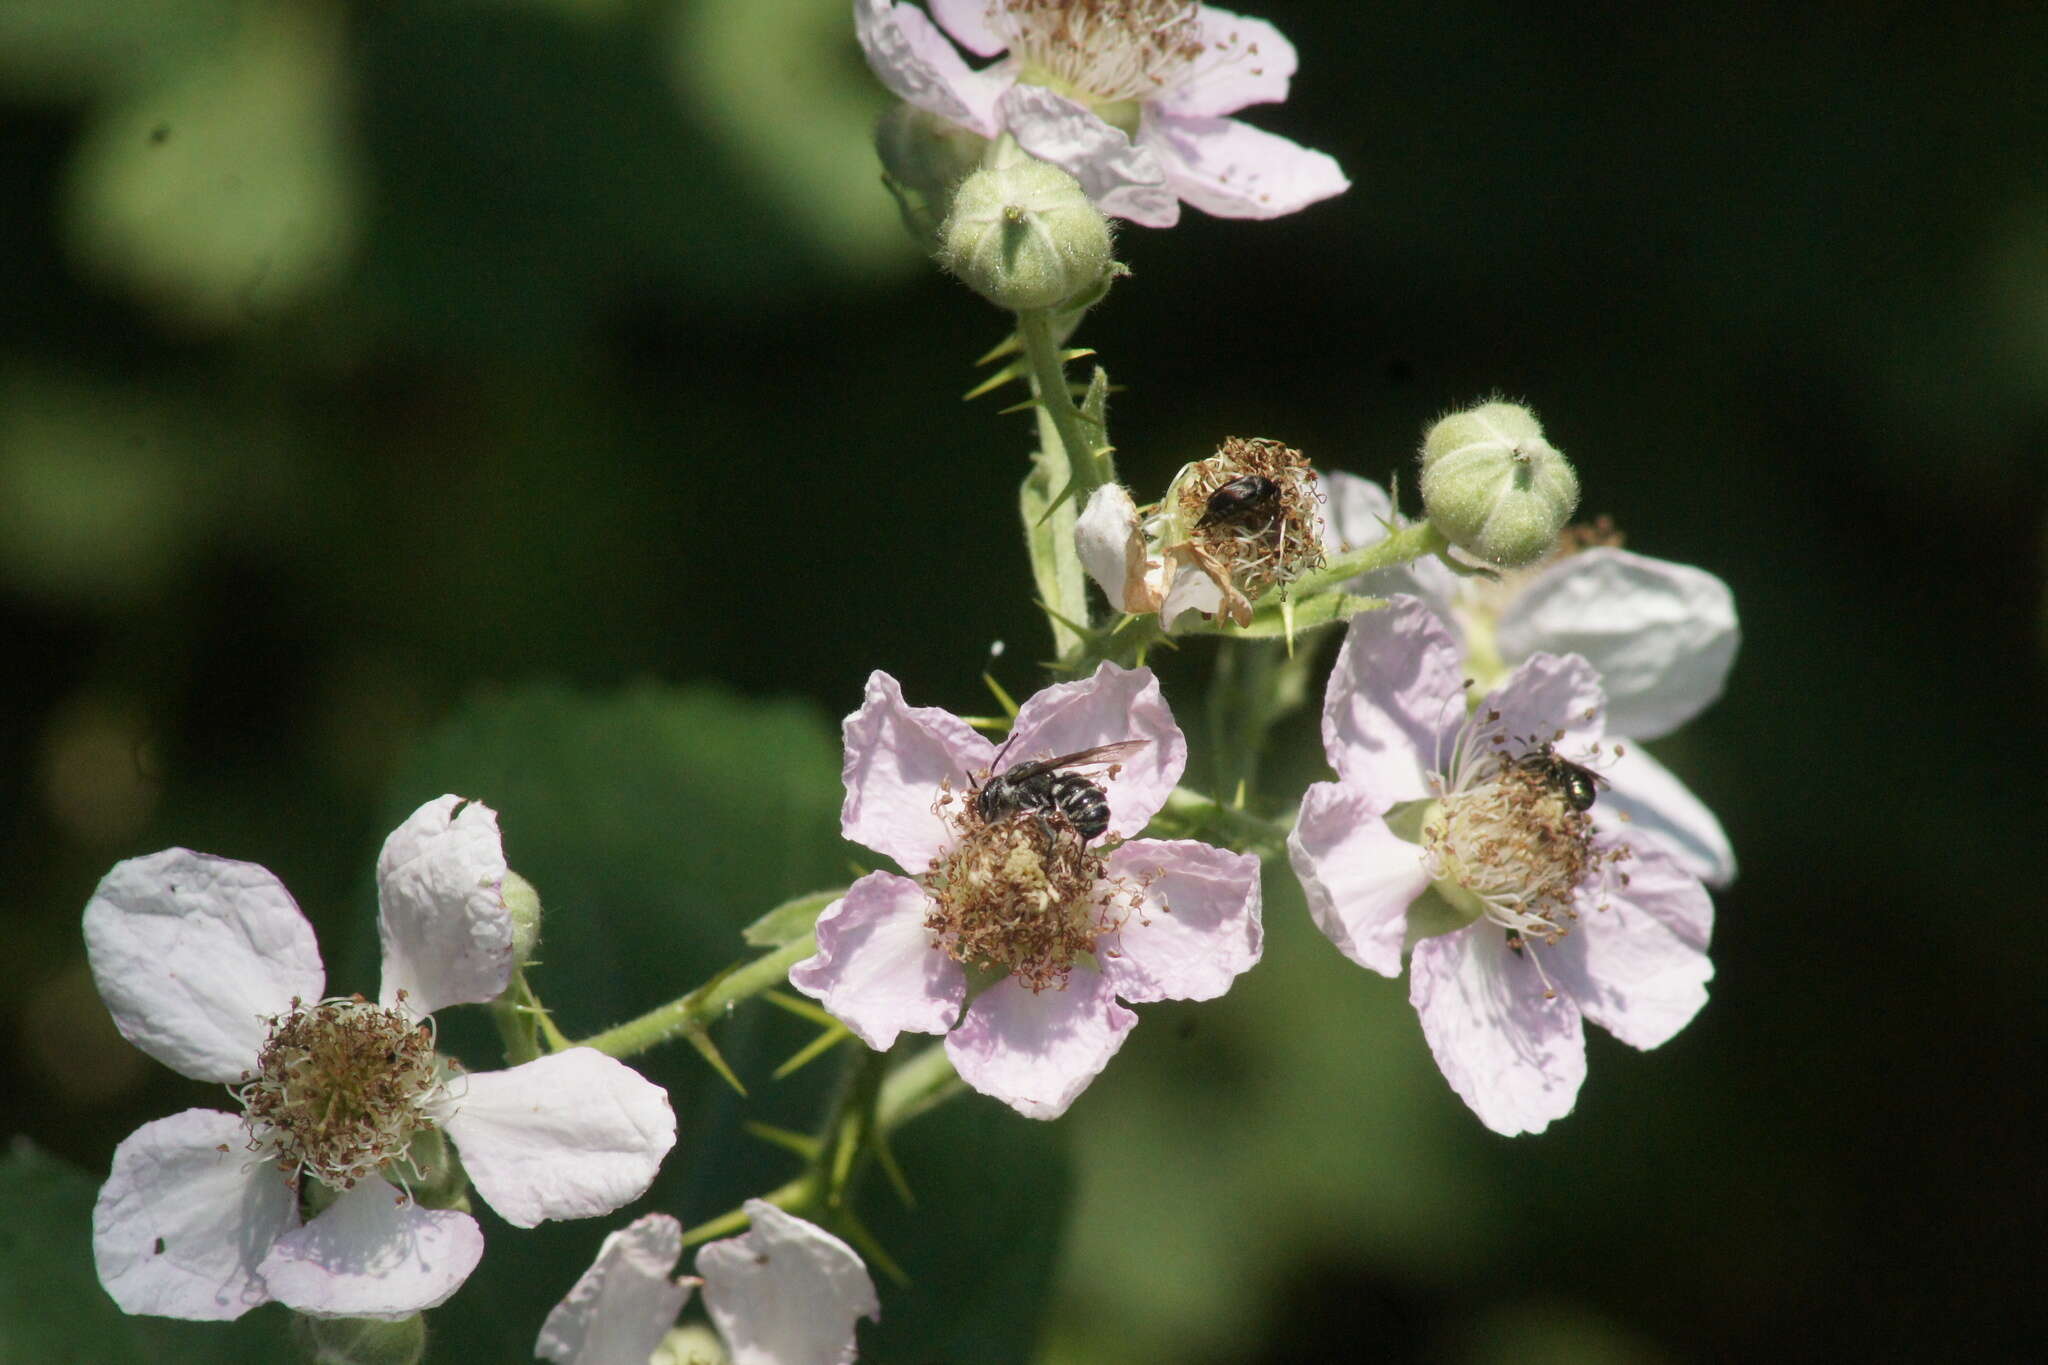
{"left": 1040, "top": 740, "right": 1150, "bottom": 772}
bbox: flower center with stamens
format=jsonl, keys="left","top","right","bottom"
{"left": 234, "top": 995, "right": 444, "bottom": 1192}
{"left": 1411, "top": 710, "right": 1620, "bottom": 947}
{"left": 994, "top": 0, "right": 1205, "bottom": 129}
{"left": 923, "top": 795, "right": 1134, "bottom": 991}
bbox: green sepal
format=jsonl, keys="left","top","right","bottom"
{"left": 743, "top": 1121, "right": 822, "bottom": 1163}
{"left": 684, "top": 1024, "right": 748, "bottom": 1097}
{"left": 743, "top": 888, "right": 844, "bottom": 947}
{"left": 772, "top": 1020, "right": 852, "bottom": 1079}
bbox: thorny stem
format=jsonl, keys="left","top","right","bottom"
{"left": 573, "top": 935, "right": 818, "bottom": 1061}
{"left": 489, "top": 966, "right": 571, "bottom": 1065}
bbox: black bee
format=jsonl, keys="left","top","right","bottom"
{"left": 973, "top": 740, "right": 1149, "bottom": 842}
{"left": 1197, "top": 474, "right": 1281, "bottom": 528}
{"left": 1512, "top": 746, "right": 1602, "bottom": 811}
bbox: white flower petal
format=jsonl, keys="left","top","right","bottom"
{"left": 1004, "top": 662, "right": 1186, "bottom": 840}
{"left": 1076, "top": 483, "right": 1158, "bottom": 614}
{"left": 442, "top": 1049, "right": 676, "bottom": 1229}
{"left": 789, "top": 872, "right": 964, "bottom": 1050}
{"left": 1546, "top": 844, "right": 1713, "bottom": 1051}
{"left": 1287, "top": 782, "right": 1428, "bottom": 978}
{"left": 1159, "top": 558, "right": 1225, "bottom": 630}
{"left": 1486, "top": 652, "right": 1606, "bottom": 757}
{"left": 1155, "top": 7, "right": 1296, "bottom": 116}
{"left": 536, "top": 1213, "right": 692, "bottom": 1365}
{"left": 1146, "top": 110, "right": 1349, "bottom": 220}
{"left": 840, "top": 671, "right": 994, "bottom": 873}
{"left": 856, "top": 0, "right": 1005, "bottom": 136}
{"left": 1098, "top": 839, "right": 1261, "bottom": 1003}
{"left": 698, "top": 1201, "right": 880, "bottom": 1365}
{"left": 92, "top": 1109, "right": 296, "bottom": 1321}
{"left": 1497, "top": 548, "right": 1738, "bottom": 740}
{"left": 1410, "top": 930, "right": 1586, "bottom": 1136}
{"left": 376, "top": 795, "right": 514, "bottom": 1016}
{"left": 928, "top": 0, "right": 1006, "bottom": 57}
{"left": 1320, "top": 597, "right": 1464, "bottom": 802}
{"left": 1322, "top": 472, "right": 1459, "bottom": 608}
{"left": 945, "top": 968, "right": 1136, "bottom": 1120}
{"left": 999, "top": 83, "right": 1181, "bottom": 227}
{"left": 83, "top": 849, "right": 324, "bottom": 1083}
{"left": 1599, "top": 743, "right": 1737, "bottom": 887}
{"left": 258, "top": 1176, "right": 482, "bottom": 1320}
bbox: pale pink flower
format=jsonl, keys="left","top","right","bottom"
{"left": 535, "top": 1203, "right": 878, "bottom": 1365}
{"left": 1324, "top": 473, "right": 1739, "bottom": 886}
{"left": 85, "top": 795, "right": 677, "bottom": 1321}
{"left": 1287, "top": 598, "right": 1715, "bottom": 1135}
{"left": 855, "top": 0, "right": 1349, "bottom": 227}
{"left": 791, "top": 664, "right": 1262, "bottom": 1119}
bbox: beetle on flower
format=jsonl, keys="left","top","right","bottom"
{"left": 791, "top": 664, "right": 1262, "bottom": 1119}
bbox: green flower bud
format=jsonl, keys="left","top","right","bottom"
{"left": 875, "top": 102, "right": 989, "bottom": 252}
{"left": 292, "top": 1312, "right": 425, "bottom": 1365}
{"left": 1418, "top": 401, "right": 1579, "bottom": 567}
{"left": 502, "top": 869, "right": 542, "bottom": 965}
{"left": 938, "top": 154, "right": 1114, "bottom": 313}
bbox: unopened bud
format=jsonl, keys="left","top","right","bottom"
{"left": 1418, "top": 401, "right": 1579, "bottom": 567}
{"left": 502, "top": 869, "right": 542, "bottom": 965}
{"left": 293, "top": 1313, "right": 425, "bottom": 1365}
{"left": 875, "top": 102, "right": 989, "bottom": 251}
{"left": 938, "top": 155, "right": 1114, "bottom": 313}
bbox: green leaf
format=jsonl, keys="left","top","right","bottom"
{"left": 742, "top": 888, "right": 842, "bottom": 948}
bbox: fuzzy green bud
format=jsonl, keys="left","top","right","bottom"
{"left": 292, "top": 1313, "right": 426, "bottom": 1365}
{"left": 938, "top": 154, "right": 1114, "bottom": 313}
{"left": 502, "top": 869, "right": 542, "bottom": 965}
{"left": 875, "top": 103, "right": 990, "bottom": 252}
{"left": 1418, "top": 401, "right": 1580, "bottom": 567}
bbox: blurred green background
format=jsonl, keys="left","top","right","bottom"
{"left": 2, "top": 1, "right": 2040, "bottom": 1361}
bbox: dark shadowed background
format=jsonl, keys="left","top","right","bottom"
{"left": 2, "top": 2, "right": 2040, "bottom": 1361}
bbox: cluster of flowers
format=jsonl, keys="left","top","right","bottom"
{"left": 82, "top": 795, "right": 876, "bottom": 1361}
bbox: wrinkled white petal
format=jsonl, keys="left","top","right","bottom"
{"left": 92, "top": 1109, "right": 296, "bottom": 1321}
{"left": 1077, "top": 483, "right": 1162, "bottom": 614}
{"left": 1320, "top": 597, "right": 1464, "bottom": 802}
{"left": 1546, "top": 844, "right": 1713, "bottom": 1051}
{"left": 1159, "top": 558, "right": 1226, "bottom": 630}
{"left": 1486, "top": 653, "right": 1606, "bottom": 759}
{"left": 83, "top": 849, "right": 324, "bottom": 1084}
{"left": 840, "top": 671, "right": 994, "bottom": 872}
{"left": 927, "top": 0, "right": 1005, "bottom": 57}
{"left": 1321, "top": 472, "right": 1459, "bottom": 608}
{"left": 1147, "top": 110, "right": 1349, "bottom": 220}
{"left": 259, "top": 1176, "right": 482, "bottom": 1320}
{"left": 1155, "top": 7, "right": 1296, "bottom": 117}
{"left": 1599, "top": 743, "right": 1737, "bottom": 886}
{"left": 1004, "top": 662, "right": 1186, "bottom": 839}
{"left": 946, "top": 968, "right": 1135, "bottom": 1120}
{"left": 377, "top": 795, "right": 514, "bottom": 1016}
{"left": 442, "top": 1049, "right": 676, "bottom": 1229}
{"left": 1287, "top": 782, "right": 1427, "bottom": 978}
{"left": 537, "top": 1213, "right": 692, "bottom": 1365}
{"left": 855, "top": 0, "right": 1005, "bottom": 136}
{"left": 999, "top": 83, "right": 1181, "bottom": 227}
{"left": 698, "top": 1201, "right": 880, "bottom": 1365}
{"left": 1497, "top": 548, "right": 1738, "bottom": 740}
{"left": 1410, "top": 929, "right": 1586, "bottom": 1136}
{"left": 789, "top": 873, "right": 964, "bottom": 1050}
{"left": 1098, "top": 839, "right": 1261, "bottom": 1003}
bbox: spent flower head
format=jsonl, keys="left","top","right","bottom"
{"left": 1078, "top": 435, "right": 1325, "bottom": 628}
{"left": 1325, "top": 473, "right": 1739, "bottom": 885}
{"left": 1287, "top": 598, "right": 1716, "bottom": 1135}
{"left": 790, "top": 664, "right": 1262, "bottom": 1118}
{"left": 536, "top": 1204, "right": 879, "bottom": 1365}
{"left": 84, "top": 796, "right": 677, "bottom": 1321}
{"left": 856, "top": 1, "right": 1349, "bottom": 227}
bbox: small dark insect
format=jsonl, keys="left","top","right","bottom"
{"left": 974, "top": 740, "right": 1149, "bottom": 843}
{"left": 1197, "top": 474, "right": 1281, "bottom": 528}
{"left": 1513, "top": 746, "right": 1602, "bottom": 811}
